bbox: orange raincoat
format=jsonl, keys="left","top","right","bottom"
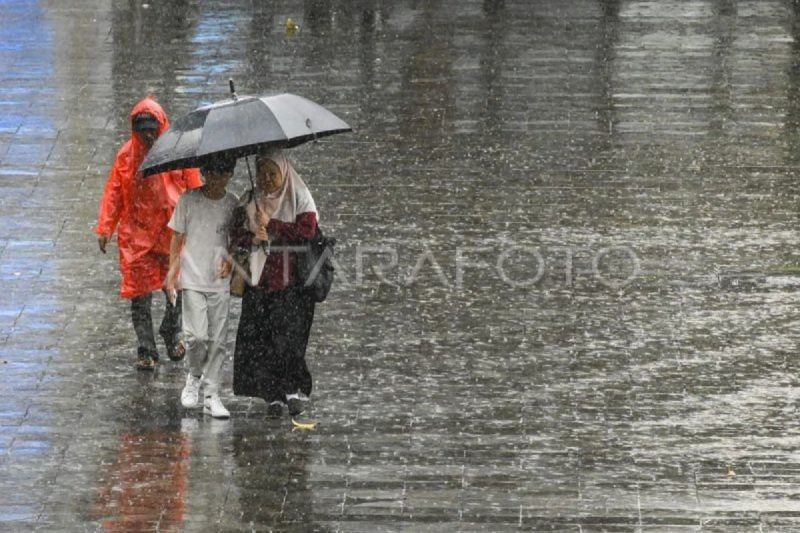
{"left": 95, "top": 98, "right": 202, "bottom": 299}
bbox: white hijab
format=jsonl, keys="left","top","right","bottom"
{"left": 246, "top": 149, "right": 318, "bottom": 282}
{"left": 246, "top": 149, "right": 317, "bottom": 230}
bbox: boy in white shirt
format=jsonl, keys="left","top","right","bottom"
{"left": 166, "top": 154, "right": 239, "bottom": 418}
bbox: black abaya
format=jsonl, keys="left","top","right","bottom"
{"left": 233, "top": 286, "right": 315, "bottom": 403}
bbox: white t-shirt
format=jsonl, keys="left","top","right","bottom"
{"left": 168, "top": 189, "right": 239, "bottom": 293}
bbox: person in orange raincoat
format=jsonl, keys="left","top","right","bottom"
{"left": 95, "top": 97, "right": 202, "bottom": 371}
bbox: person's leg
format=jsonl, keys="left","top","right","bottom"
{"left": 232, "top": 288, "right": 281, "bottom": 417}
{"left": 180, "top": 290, "right": 207, "bottom": 408}
{"left": 201, "top": 291, "right": 231, "bottom": 396}
{"left": 131, "top": 292, "right": 157, "bottom": 357}
{"left": 233, "top": 287, "right": 265, "bottom": 398}
{"left": 286, "top": 289, "right": 315, "bottom": 397}
{"left": 264, "top": 290, "right": 293, "bottom": 403}
{"left": 181, "top": 290, "right": 209, "bottom": 378}
{"left": 283, "top": 290, "right": 315, "bottom": 416}
{"left": 201, "top": 291, "right": 231, "bottom": 418}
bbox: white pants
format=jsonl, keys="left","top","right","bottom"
{"left": 181, "top": 289, "right": 230, "bottom": 395}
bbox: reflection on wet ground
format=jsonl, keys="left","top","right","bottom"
{"left": 3, "top": 0, "right": 800, "bottom": 530}
{"left": 92, "top": 431, "right": 190, "bottom": 532}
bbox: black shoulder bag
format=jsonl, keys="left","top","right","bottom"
{"left": 297, "top": 227, "right": 336, "bottom": 303}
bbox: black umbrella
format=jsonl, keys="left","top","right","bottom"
{"left": 139, "top": 83, "right": 352, "bottom": 176}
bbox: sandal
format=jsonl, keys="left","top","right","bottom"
{"left": 134, "top": 353, "right": 156, "bottom": 371}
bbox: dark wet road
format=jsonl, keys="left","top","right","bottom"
{"left": 3, "top": 0, "right": 800, "bottom": 531}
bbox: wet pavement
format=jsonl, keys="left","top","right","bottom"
{"left": 3, "top": 0, "right": 800, "bottom": 531}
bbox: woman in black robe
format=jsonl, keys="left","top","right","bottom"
{"left": 230, "top": 149, "right": 318, "bottom": 417}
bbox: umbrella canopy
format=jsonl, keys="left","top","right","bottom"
{"left": 139, "top": 93, "right": 352, "bottom": 176}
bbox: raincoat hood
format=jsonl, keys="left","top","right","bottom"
{"left": 128, "top": 98, "right": 169, "bottom": 173}
{"left": 129, "top": 97, "right": 169, "bottom": 136}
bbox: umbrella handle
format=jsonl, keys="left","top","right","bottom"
{"left": 245, "top": 156, "right": 256, "bottom": 192}
{"left": 245, "top": 156, "right": 267, "bottom": 237}
{"left": 245, "top": 156, "right": 263, "bottom": 216}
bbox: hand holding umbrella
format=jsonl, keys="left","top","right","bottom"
{"left": 253, "top": 208, "right": 270, "bottom": 244}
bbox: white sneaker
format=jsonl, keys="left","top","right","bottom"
{"left": 181, "top": 374, "right": 202, "bottom": 408}
{"left": 203, "top": 394, "right": 230, "bottom": 419}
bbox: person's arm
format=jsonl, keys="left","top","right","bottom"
{"left": 94, "top": 158, "right": 125, "bottom": 253}
{"left": 166, "top": 194, "right": 188, "bottom": 299}
{"left": 166, "top": 231, "right": 185, "bottom": 297}
{"left": 268, "top": 212, "right": 318, "bottom": 243}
